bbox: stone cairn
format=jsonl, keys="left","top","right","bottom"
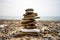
{"left": 21, "top": 8, "right": 40, "bottom": 29}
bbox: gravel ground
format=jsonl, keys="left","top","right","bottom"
{"left": 0, "top": 20, "right": 60, "bottom": 40}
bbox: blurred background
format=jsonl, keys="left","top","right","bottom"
{"left": 0, "top": 0, "right": 60, "bottom": 20}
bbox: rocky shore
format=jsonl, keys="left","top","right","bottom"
{"left": 0, "top": 20, "right": 60, "bottom": 40}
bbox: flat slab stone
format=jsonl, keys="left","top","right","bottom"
{"left": 20, "top": 29, "right": 40, "bottom": 33}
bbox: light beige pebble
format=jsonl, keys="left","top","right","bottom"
{"left": 30, "top": 37, "right": 41, "bottom": 40}
{"left": 15, "top": 22, "right": 19, "bottom": 24}
{"left": 10, "top": 38, "right": 22, "bottom": 40}
{"left": 13, "top": 21, "right": 16, "bottom": 23}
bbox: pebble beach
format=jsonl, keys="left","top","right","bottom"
{"left": 0, "top": 20, "right": 60, "bottom": 40}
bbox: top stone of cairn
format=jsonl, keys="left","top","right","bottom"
{"left": 25, "top": 8, "right": 34, "bottom": 13}
{"left": 25, "top": 8, "right": 34, "bottom": 11}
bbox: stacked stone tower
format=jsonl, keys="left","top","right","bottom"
{"left": 21, "top": 8, "right": 40, "bottom": 29}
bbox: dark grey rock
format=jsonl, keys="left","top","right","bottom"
{"left": 58, "top": 33, "right": 60, "bottom": 37}
{"left": 44, "top": 37, "right": 53, "bottom": 40}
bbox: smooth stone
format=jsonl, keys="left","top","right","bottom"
{"left": 58, "top": 33, "right": 60, "bottom": 37}
{"left": 20, "top": 29, "right": 40, "bottom": 33}
{"left": 44, "top": 37, "right": 53, "bottom": 40}
{"left": 0, "top": 24, "right": 7, "bottom": 28}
